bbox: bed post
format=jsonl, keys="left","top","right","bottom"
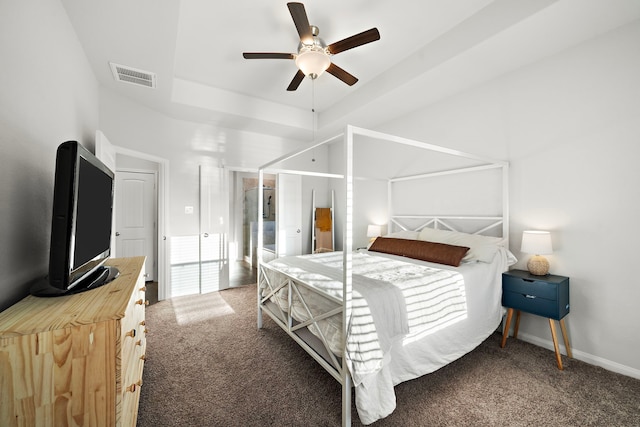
{"left": 342, "top": 125, "right": 354, "bottom": 426}
{"left": 257, "top": 168, "right": 264, "bottom": 329}
{"left": 502, "top": 163, "right": 510, "bottom": 248}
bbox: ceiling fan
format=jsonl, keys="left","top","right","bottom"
{"left": 243, "top": 2, "right": 380, "bottom": 91}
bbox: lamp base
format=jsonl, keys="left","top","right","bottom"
{"left": 527, "top": 255, "right": 549, "bottom": 276}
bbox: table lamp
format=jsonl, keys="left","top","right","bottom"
{"left": 521, "top": 230, "right": 552, "bottom": 275}
{"left": 367, "top": 224, "right": 383, "bottom": 242}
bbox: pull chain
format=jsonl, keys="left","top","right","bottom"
{"left": 311, "top": 78, "right": 316, "bottom": 162}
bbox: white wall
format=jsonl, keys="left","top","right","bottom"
{"left": 99, "top": 89, "right": 302, "bottom": 237}
{"left": 99, "top": 89, "right": 309, "bottom": 296}
{"left": 378, "top": 20, "right": 640, "bottom": 377}
{"left": 0, "top": 0, "right": 99, "bottom": 310}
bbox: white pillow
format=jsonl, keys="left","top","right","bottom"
{"left": 418, "top": 228, "right": 504, "bottom": 263}
{"left": 384, "top": 230, "right": 420, "bottom": 240}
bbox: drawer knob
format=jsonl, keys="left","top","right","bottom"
{"left": 136, "top": 339, "right": 142, "bottom": 346}
{"left": 140, "top": 320, "right": 146, "bottom": 326}
{"left": 144, "top": 328, "right": 149, "bottom": 334}
{"left": 126, "top": 380, "right": 143, "bottom": 393}
{"left": 136, "top": 299, "right": 150, "bottom": 306}
{"left": 140, "top": 286, "right": 147, "bottom": 292}
{"left": 140, "top": 354, "right": 147, "bottom": 361}
{"left": 125, "top": 329, "right": 136, "bottom": 338}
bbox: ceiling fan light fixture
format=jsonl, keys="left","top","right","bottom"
{"left": 243, "top": 3, "right": 380, "bottom": 90}
{"left": 295, "top": 45, "right": 330, "bottom": 78}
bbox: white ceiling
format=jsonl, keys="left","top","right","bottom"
{"left": 61, "top": 0, "right": 640, "bottom": 142}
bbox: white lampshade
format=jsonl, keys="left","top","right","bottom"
{"left": 367, "top": 224, "right": 383, "bottom": 238}
{"left": 521, "top": 231, "right": 553, "bottom": 255}
{"left": 521, "top": 230, "right": 552, "bottom": 275}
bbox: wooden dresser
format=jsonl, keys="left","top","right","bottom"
{"left": 0, "top": 257, "right": 148, "bottom": 427}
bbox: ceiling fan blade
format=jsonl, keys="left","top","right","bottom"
{"left": 287, "top": 70, "right": 306, "bottom": 91}
{"left": 326, "top": 63, "right": 358, "bottom": 86}
{"left": 327, "top": 28, "right": 380, "bottom": 55}
{"left": 287, "top": 2, "right": 313, "bottom": 44}
{"left": 243, "top": 52, "right": 295, "bottom": 60}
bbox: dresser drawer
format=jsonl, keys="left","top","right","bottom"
{"left": 502, "top": 290, "right": 559, "bottom": 318}
{"left": 502, "top": 274, "right": 557, "bottom": 300}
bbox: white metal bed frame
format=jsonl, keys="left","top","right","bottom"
{"left": 257, "top": 126, "right": 509, "bottom": 426}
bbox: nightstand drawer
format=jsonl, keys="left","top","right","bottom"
{"left": 502, "top": 290, "right": 558, "bottom": 318}
{"left": 502, "top": 275, "right": 557, "bottom": 300}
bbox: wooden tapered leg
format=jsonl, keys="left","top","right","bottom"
{"left": 549, "top": 319, "right": 563, "bottom": 370}
{"left": 513, "top": 310, "right": 521, "bottom": 339}
{"left": 501, "top": 308, "right": 514, "bottom": 348}
{"left": 559, "top": 318, "right": 572, "bottom": 358}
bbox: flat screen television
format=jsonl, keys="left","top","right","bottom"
{"left": 31, "top": 141, "right": 119, "bottom": 297}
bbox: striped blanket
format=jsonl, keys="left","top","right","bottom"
{"left": 263, "top": 251, "right": 468, "bottom": 386}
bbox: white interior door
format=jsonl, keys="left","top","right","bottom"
{"left": 115, "top": 170, "right": 157, "bottom": 281}
{"left": 200, "top": 165, "right": 229, "bottom": 292}
{"left": 277, "top": 173, "right": 302, "bottom": 256}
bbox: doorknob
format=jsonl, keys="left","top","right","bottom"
{"left": 115, "top": 232, "right": 120, "bottom": 236}
{"left": 297, "top": 229, "right": 301, "bottom": 233}
{"left": 203, "top": 233, "right": 209, "bottom": 238}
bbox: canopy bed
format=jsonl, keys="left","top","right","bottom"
{"left": 256, "top": 126, "right": 512, "bottom": 425}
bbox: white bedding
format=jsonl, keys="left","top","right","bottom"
{"left": 358, "top": 248, "right": 510, "bottom": 424}
{"left": 263, "top": 252, "right": 467, "bottom": 381}
{"left": 260, "top": 247, "right": 511, "bottom": 425}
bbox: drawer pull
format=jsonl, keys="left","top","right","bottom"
{"left": 126, "top": 380, "right": 143, "bottom": 393}
{"left": 125, "top": 329, "right": 136, "bottom": 338}
{"left": 524, "top": 294, "right": 537, "bottom": 299}
{"left": 136, "top": 299, "right": 150, "bottom": 306}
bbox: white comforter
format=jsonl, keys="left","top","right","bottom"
{"left": 261, "top": 249, "right": 517, "bottom": 425}
{"left": 263, "top": 251, "right": 468, "bottom": 386}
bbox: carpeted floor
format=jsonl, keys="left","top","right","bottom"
{"left": 137, "top": 285, "right": 640, "bottom": 426}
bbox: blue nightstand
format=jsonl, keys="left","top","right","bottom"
{"left": 500, "top": 269, "right": 572, "bottom": 370}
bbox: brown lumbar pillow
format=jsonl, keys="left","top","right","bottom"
{"left": 368, "top": 237, "right": 470, "bottom": 267}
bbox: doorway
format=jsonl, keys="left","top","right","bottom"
{"left": 95, "top": 131, "right": 168, "bottom": 300}
{"left": 242, "top": 174, "right": 276, "bottom": 267}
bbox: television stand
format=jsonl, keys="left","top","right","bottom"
{"left": 1, "top": 257, "right": 147, "bottom": 427}
{"left": 30, "top": 264, "right": 120, "bottom": 297}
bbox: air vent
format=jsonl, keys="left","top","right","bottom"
{"left": 109, "top": 62, "right": 157, "bottom": 88}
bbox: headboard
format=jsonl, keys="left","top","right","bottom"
{"left": 390, "top": 215, "right": 506, "bottom": 238}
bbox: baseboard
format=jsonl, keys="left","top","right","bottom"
{"left": 517, "top": 332, "right": 640, "bottom": 380}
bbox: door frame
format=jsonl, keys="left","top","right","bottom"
{"left": 113, "top": 146, "right": 170, "bottom": 301}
